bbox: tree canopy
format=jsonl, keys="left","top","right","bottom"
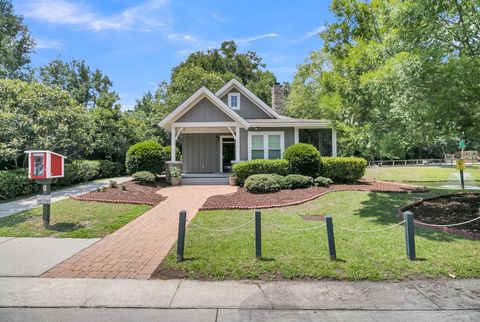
{"left": 286, "top": 0, "right": 480, "bottom": 159}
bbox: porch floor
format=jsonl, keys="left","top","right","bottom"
{"left": 181, "top": 172, "right": 229, "bottom": 185}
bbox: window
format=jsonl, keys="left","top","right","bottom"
{"left": 298, "top": 129, "right": 332, "bottom": 156}
{"left": 248, "top": 132, "right": 284, "bottom": 160}
{"left": 228, "top": 92, "right": 240, "bottom": 110}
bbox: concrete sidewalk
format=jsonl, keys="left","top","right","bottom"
{"left": 0, "top": 176, "right": 131, "bottom": 219}
{"left": 1, "top": 278, "right": 479, "bottom": 321}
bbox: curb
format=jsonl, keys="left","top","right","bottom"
{"left": 69, "top": 195, "right": 158, "bottom": 206}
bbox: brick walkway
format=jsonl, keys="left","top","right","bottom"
{"left": 42, "top": 185, "right": 237, "bottom": 280}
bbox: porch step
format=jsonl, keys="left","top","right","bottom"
{"left": 180, "top": 173, "right": 229, "bottom": 185}
{"left": 180, "top": 177, "right": 229, "bottom": 185}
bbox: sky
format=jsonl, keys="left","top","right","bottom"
{"left": 13, "top": 0, "right": 335, "bottom": 109}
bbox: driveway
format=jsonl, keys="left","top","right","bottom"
{"left": 0, "top": 176, "right": 131, "bottom": 219}
{"left": 0, "top": 237, "right": 99, "bottom": 277}
{"left": 42, "top": 185, "right": 237, "bottom": 279}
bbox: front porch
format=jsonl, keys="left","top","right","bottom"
{"left": 180, "top": 172, "right": 229, "bottom": 185}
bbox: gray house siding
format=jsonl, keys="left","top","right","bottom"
{"left": 177, "top": 98, "right": 234, "bottom": 122}
{"left": 182, "top": 133, "right": 220, "bottom": 173}
{"left": 239, "top": 127, "right": 295, "bottom": 161}
{"left": 221, "top": 89, "right": 273, "bottom": 119}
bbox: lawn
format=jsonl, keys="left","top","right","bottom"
{"left": 157, "top": 189, "right": 480, "bottom": 280}
{"left": 365, "top": 165, "right": 480, "bottom": 182}
{"left": 0, "top": 199, "right": 151, "bottom": 238}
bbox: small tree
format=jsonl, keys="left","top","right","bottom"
{"left": 125, "top": 140, "right": 165, "bottom": 175}
{"left": 283, "top": 143, "right": 321, "bottom": 177}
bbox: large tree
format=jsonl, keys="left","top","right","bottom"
{"left": 286, "top": 0, "right": 480, "bottom": 159}
{"left": 38, "top": 58, "right": 113, "bottom": 108}
{"left": 0, "top": 0, "right": 35, "bottom": 79}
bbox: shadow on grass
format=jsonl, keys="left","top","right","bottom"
{"left": 0, "top": 213, "right": 36, "bottom": 228}
{"left": 357, "top": 190, "right": 473, "bottom": 242}
{"left": 47, "top": 222, "right": 84, "bottom": 232}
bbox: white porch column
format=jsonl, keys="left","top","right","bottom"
{"left": 235, "top": 126, "right": 240, "bottom": 161}
{"left": 294, "top": 127, "right": 299, "bottom": 144}
{"left": 171, "top": 126, "right": 176, "bottom": 162}
{"left": 332, "top": 129, "right": 337, "bottom": 157}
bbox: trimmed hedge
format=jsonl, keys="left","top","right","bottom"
{"left": 284, "top": 143, "right": 321, "bottom": 177}
{"left": 232, "top": 159, "right": 289, "bottom": 185}
{"left": 244, "top": 174, "right": 281, "bottom": 193}
{"left": 132, "top": 171, "right": 156, "bottom": 183}
{"left": 0, "top": 169, "right": 38, "bottom": 200}
{"left": 321, "top": 157, "right": 367, "bottom": 183}
{"left": 284, "top": 174, "right": 314, "bottom": 189}
{"left": 126, "top": 140, "right": 165, "bottom": 175}
{"left": 98, "top": 160, "right": 125, "bottom": 178}
{"left": 164, "top": 146, "right": 182, "bottom": 161}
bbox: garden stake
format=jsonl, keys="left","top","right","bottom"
{"left": 255, "top": 210, "right": 262, "bottom": 258}
{"left": 177, "top": 210, "right": 186, "bottom": 262}
{"left": 325, "top": 216, "right": 336, "bottom": 260}
{"left": 403, "top": 211, "right": 416, "bottom": 260}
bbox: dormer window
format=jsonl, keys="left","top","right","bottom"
{"left": 228, "top": 92, "right": 240, "bottom": 110}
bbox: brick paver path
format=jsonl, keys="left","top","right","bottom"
{"left": 42, "top": 185, "right": 237, "bottom": 279}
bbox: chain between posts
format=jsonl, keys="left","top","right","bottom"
{"left": 261, "top": 218, "right": 327, "bottom": 231}
{"left": 334, "top": 220, "right": 406, "bottom": 233}
{"left": 414, "top": 215, "right": 480, "bottom": 228}
{"left": 185, "top": 217, "right": 255, "bottom": 232}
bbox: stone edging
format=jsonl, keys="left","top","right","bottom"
{"left": 397, "top": 192, "right": 480, "bottom": 240}
{"left": 69, "top": 195, "right": 158, "bottom": 206}
{"left": 200, "top": 186, "right": 427, "bottom": 211}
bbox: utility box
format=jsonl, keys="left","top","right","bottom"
{"left": 25, "top": 150, "right": 65, "bottom": 179}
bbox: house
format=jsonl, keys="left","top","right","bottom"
{"left": 159, "top": 79, "right": 336, "bottom": 184}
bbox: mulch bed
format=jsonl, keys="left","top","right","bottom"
{"left": 399, "top": 192, "right": 480, "bottom": 239}
{"left": 200, "top": 180, "right": 427, "bottom": 210}
{"left": 70, "top": 180, "right": 167, "bottom": 206}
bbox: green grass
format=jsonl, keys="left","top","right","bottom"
{"left": 161, "top": 190, "right": 480, "bottom": 280}
{"left": 365, "top": 165, "right": 480, "bottom": 182}
{"left": 0, "top": 199, "right": 150, "bottom": 238}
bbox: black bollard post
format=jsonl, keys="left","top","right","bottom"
{"left": 42, "top": 184, "right": 51, "bottom": 228}
{"left": 460, "top": 170, "right": 465, "bottom": 189}
{"left": 325, "top": 216, "right": 336, "bottom": 260}
{"left": 255, "top": 210, "right": 262, "bottom": 259}
{"left": 403, "top": 211, "right": 416, "bottom": 260}
{"left": 176, "top": 210, "right": 186, "bottom": 262}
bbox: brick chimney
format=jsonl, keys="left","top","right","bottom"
{"left": 271, "top": 82, "right": 284, "bottom": 115}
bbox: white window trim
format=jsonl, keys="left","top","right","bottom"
{"left": 247, "top": 131, "right": 284, "bottom": 160}
{"left": 228, "top": 92, "right": 241, "bottom": 110}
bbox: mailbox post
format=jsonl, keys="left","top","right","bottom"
{"left": 456, "top": 159, "right": 465, "bottom": 189}
{"left": 25, "top": 151, "right": 65, "bottom": 228}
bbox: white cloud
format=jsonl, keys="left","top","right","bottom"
{"left": 35, "top": 38, "right": 63, "bottom": 49}
{"left": 296, "top": 26, "right": 327, "bottom": 42}
{"left": 183, "top": 35, "right": 197, "bottom": 42}
{"left": 19, "top": 0, "right": 169, "bottom": 32}
{"left": 236, "top": 33, "right": 278, "bottom": 44}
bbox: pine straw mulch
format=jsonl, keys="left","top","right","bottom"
{"left": 200, "top": 179, "right": 427, "bottom": 210}
{"left": 70, "top": 180, "right": 167, "bottom": 206}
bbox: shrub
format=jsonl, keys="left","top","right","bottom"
{"left": 0, "top": 169, "right": 38, "bottom": 201}
{"left": 270, "top": 173, "right": 287, "bottom": 189}
{"left": 232, "top": 159, "right": 289, "bottom": 185}
{"left": 314, "top": 176, "right": 333, "bottom": 187}
{"left": 244, "top": 174, "right": 280, "bottom": 193}
{"left": 132, "top": 171, "right": 156, "bottom": 183}
{"left": 125, "top": 140, "right": 165, "bottom": 175}
{"left": 98, "top": 160, "right": 125, "bottom": 178}
{"left": 164, "top": 146, "right": 182, "bottom": 161}
{"left": 321, "top": 157, "right": 367, "bottom": 183}
{"left": 169, "top": 167, "right": 181, "bottom": 178}
{"left": 283, "top": 174, "right": 314, "bottom": 189}
{"left": 74, "top": 160, "right": 100, "bottom": 182}
{"left": 283, "top": 143, "right": 321, "bottom": 177}
{"left": 108, "top": 180, "right": 118, "bottom": 188}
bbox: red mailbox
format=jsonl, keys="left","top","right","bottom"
{"left": 25, "top": 150, "right": 65, "bottom": 179}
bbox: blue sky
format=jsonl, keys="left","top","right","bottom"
{"left": 14, "top": 0, "right": 335, "bottom": 109}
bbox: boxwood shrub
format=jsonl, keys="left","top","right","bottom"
{"left": 321, "top": 157, "right": 367, "bottom": 183}
{"left": 314, "top": 176, "right": 333, "bottom": 187}
{"left": 283, "top": 143, "right": 321, "bottom": 177}
{"left": 98, "top": 160, "right": 125, "bottom": 178}
{"left": 126, "top": 140, "right": 165, "bottom": 175}
{"left": 232, "top": 159, "right": 288, "bottom": 185}
{"left": 244, "top": 174, "right": 281, "bottom": 193}
{"left": 283, "top": 174, "right": 314, "bottom": 189}
{"left": 132, "top": 171, "right": 156, "bottom": 183}
{"left": 0, "top": 169, "right": 38, "bottom": 201}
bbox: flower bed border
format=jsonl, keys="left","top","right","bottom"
{"left": 200, "top": 180, "right": 428, "bottom": 210}
{"left": 70, "top": 195, "right": 158, "bottom": 206}
{"left": 398, "top": 192, "right": 480, "bottom": 240}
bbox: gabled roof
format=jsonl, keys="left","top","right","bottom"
{"left": 158, "top": 86, "right": 250, "bottom": 129}
{"left": 215, "top": 79, "right": 286, "bottom": 119}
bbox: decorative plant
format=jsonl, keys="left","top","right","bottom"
{"left": 170, "top": 167, "right": 181, "bottom": 178}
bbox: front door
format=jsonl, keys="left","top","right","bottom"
{"left": 221, "top": 138, "right": 235, "bottom": 173}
